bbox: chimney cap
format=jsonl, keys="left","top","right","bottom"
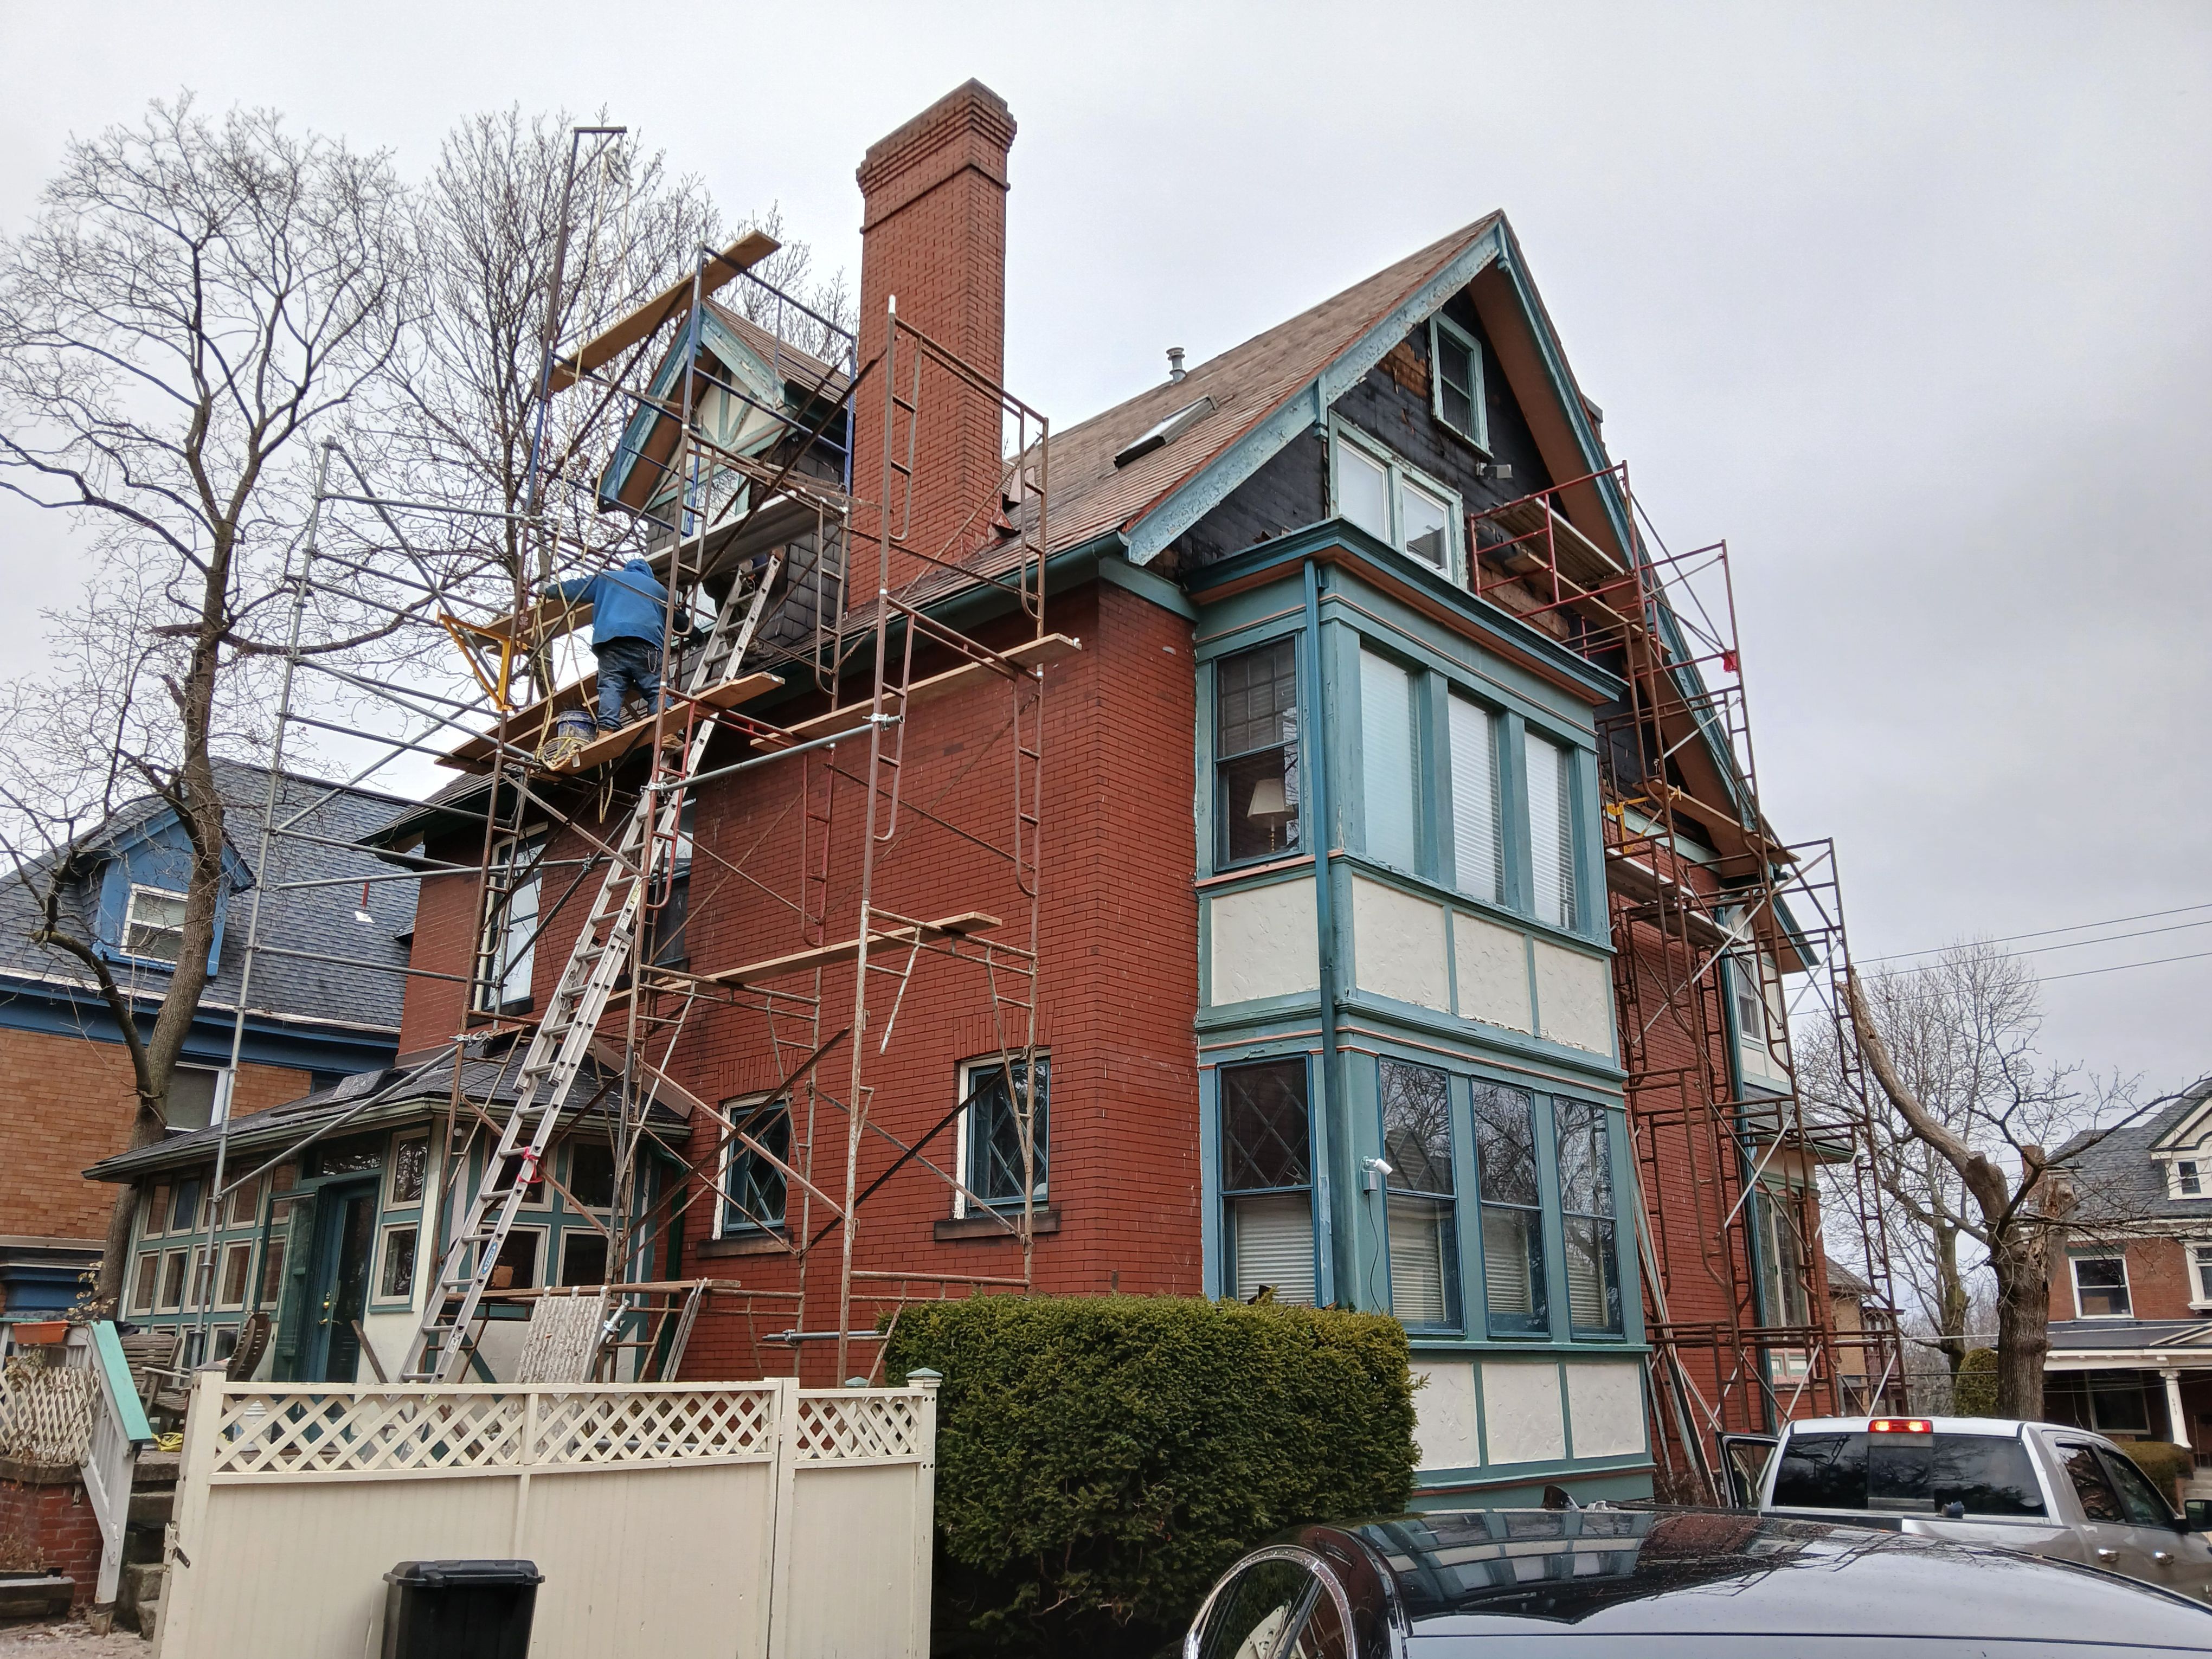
{"left": 1166, "top": 346, "right": 1186, "bottom": 383}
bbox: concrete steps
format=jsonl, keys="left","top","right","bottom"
{"left": 118, "top": 1480, "right": 174, "bottom": 1639}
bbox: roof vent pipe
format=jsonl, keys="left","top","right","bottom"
{"left": 1167, "top": 346, "right": 1186, "bottom": 383}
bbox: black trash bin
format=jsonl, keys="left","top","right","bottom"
{"left": 381, "top": 1559, "right": 543, "bottom": 1659}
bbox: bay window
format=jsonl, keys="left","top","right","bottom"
{"left": 1214, "top": 639, "right": 1301, "bottom": 866}
{"left": 1380, "top": 1058, "right": 1459, "bottom": 1329}
{"left": 1446, "top": 695, "right": 1502, "bottom": 904}
{"left": 1556, "top": 1099, "right": 1622, "bottom": 1334}
{"left": 1359, "top": 650, "right": 1419, "bottom": 870}
{"left": 1472, "top": 1082, "right": 1547, "bottom": 1335}
{"left": 1524, "top": 733, "right": 1578, "bottom": 931}
{"left": 1221, "top": 1058, "right": 1316, "bottom": 1306}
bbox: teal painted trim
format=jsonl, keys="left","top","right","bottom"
{"left": 1096, "top": 550, "right": 1199, "bottom": 620}
{"left": 1127, "top": 229, "right": 1507, "bottom": 567}
{"left": 93, "top": 1321, "right": 155, "bottom": 1444}
{"left": 1302, "top": 560, "right": 1341, "bottom": 1309}
{"left": 1199, "top": 1067, "right": 1224, "bottom": 1296}
{"left": 1430, "top": 314, "right": 1490, "bottom": 455}
{"left": 1184, "top": 523, "right": 1624, "bottom": 706}
{"left": 1194, "top": 988, "right": 1324, "bottom": 1031}
{"left": 1611, "top": 1103, "right": 1645, "bottom": 1346}
{"left": 1558, "top": 1358, "right": 1576, "bottom": 1460}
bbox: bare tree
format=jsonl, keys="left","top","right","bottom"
{"left": 0, "top": 96, "right": 416, "bottom": 1300}
{"left": 1841, "top": 944, "right": 2197, "bottom": 1416}
{"left": 731, "top": 202, "right": 856, "bottom": 364}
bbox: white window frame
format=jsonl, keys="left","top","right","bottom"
{"left": 121, "top": 883, "right": 190, "bottom": 966}
{"left": 2070, "top": 1253, "right": 2132, "bottom": 1320}
{"left": 952, "top": 1052, "right": 1050, "bottom": 1220}
{"left": 2191, "top": 1243, "right": 2212, "bottom": 1310}
{"left": 488, "top": 1224, "right": 549, "bottom": 1293}
{"left": 557, "top": 1227, "right": 613, "bottom": 1289}
{"left": 127, "top": 1252, "right": 159, "bottom": 1317}
{"left": 372, "top": 1221, "right": 421, "bottom": 1307}
{"left": 214, "top": 1240, "right": 254, "bottom": 1311}
{"left": 1429, "top": 316, "right": 1490, "bottom": 454}
{"left": 1329, "top": 422, "right": 1464, "bottom": 582}
{"left": 715, "top": 1091, "right": 789, "bottom": 1239}
{"left": 385, "top": 1134, "right": 430, "bottom": 1210}
{"left": 2168, "top": 1155, "right": 2207, "bottom": 1200}
{"left": 474, "top": 832, "right": 545, "bottom": 1013}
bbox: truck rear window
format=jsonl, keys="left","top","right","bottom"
{"left": 1770, "top": 1432, "right": 2046, "bottom": 1517}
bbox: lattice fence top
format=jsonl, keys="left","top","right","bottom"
{"left": 207, "top": 1384, "right": 782, "bottom": 1477}
{"left": 794, "top": 1392, "right": 922, "bottom": 1462}
{"left": 0, "top": 1359, "right": 97, "bottom": 1467}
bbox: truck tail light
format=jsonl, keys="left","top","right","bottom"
{"left": 1869, "top": 1418, "right": 1932, "bottom": 1434}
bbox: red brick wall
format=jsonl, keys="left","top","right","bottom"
{"left": 0, "top": 1468, "right": 102, "bottom": 1604}
{"left": 2050, "top": 1233, "right": 2202, "bottom": 1322}
{"left": 851, "top": 81, "right": 1016, "bottom": 599}
{"left": 397, "top": 869, "right": 478, "bottom": 1054}
{"left": 0, "top": 1027, "right": 309, "bottom": 1242}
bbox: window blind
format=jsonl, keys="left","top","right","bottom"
{"left": 1388, "top": 1197, "right": 1451, "bottom": 1326}
{"left": 1361, "top": 651, "right": 1418, "bottom": 870}
{"left": 1448, "top": 697, "right": 1501, "bottom": 903}
{"left": 1524, "top": 735, "right": 1577, "bottom": 930}
{"left": 1482, "top": 1207, "right": 1534, "bottom": 1316}
{"left": 1565, "top": 1218, "right": 1610, "bottom": 1329}
{"left": 1232, "top": 1193, "right": 1316, "bottom": 1306}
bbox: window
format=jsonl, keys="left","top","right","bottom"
{"left": 258, "top": 1234, "right": 288, "bottom": 1309}
{"left": 1330, "top": 429, "right": 1461, "bottom": 577}
{"left": 376, "top": 1225, "right": 417, "bottom": 1302}
{"left": 1214, "top": 640, "right": 1301, "bottom": 866}
{"left": 1769, "top": 1431, "right": 2047, "bottom": 1517}
{"left": 166, "top": 1067, "right": 223, "bottom": 1133}
{"left": 316, "top": 1136, "right": 383, "bottom": 1177}
{"left": 2194, "top": 1244, "right": 2212, "bottom": 1304}
{"left": 2061, "top": 1444, "right": 2125, "bottom": 1522}
{"left": 1556, "top": 1100, "right": 1622, "bottom": 1334}
{"left": 1380, "top": 1059, "right": 1458, "bottom": 1328}
{"left": 143, "top": 1182, "right": 171, "bottom": 1237}
{"left": 490, "top": 1229, "right": 542, "bottom": 1291}
{"left": 2177, "top": 1159, "right": 2203, "bottom": 1198}
{"left": 1472, "top": 1083, "right": 1547, "bottom": 1334}
{"left": 568, "top": 1141, "right": 616, "bottom": 1210}
{"left": 2072, "top": 1255, "right": 2131, "bottom": 1319}
{"left": 1758, "top": 1187, "right": 1811, "bottom": 1329}
{"left": 1431, "top": 317, "right": 1488, "bottom": 451}
{"left": 1189, "top": 1553, "right": 1349, "bottom": 1659}
{"left": 1446, "top": 697, "right": 1502, "bottom": 904}
{"left": 128, "top": 1253, "right": 159, "bottom": 1316}
{"left": 2086, "top": 1375, "right": 2150, "bottom": 1435}
{"left": 389, "top": 1137, "right": 428, "bottom": 1206}
{"left": 224, "top": 1174, "right": 262, "bottom": 1229}
{"left": 719, "top": 1096, "right": 790, "bottom": 1234}
{"left": 650, "top": 801, "right": 694, "bottom": 968}
{"left": 169, "top": 1177, "right": 204, "bottom": 1234}
{"left": 1221, "top": 1058, "right": 1316, "bottom": 1306}
{"left": 217, "top": 1242, "right": 253, "bottom": 1309}
{"left": 475, "top": 834, "right": 543, "bottom": 1012}
{"left": 1359, "top": 651, "right": 1419, "bottom": 871}
{"left": 1524, "top": 734, "right": 1578, "bottom": 931}
{"left": 960, "top": 1054, "right": 1049, "bottom": 1210}
{"left": 1733, "top": 955, "right": 1766, "bottom": 1045}
{"left": 560, "top": 1229, "right": 610, "bottom": 1287}
{"left": 2098, "top": 1446, "right": 2176, "bottom": 1524}
{"left": 123, "top": 884, "right": 189, "bottom": 964}
{"left": 493, "top": 1150, "right": 548, "bottom": 1207}
{"left": 181, "top": 1245, "right": 210, "bottom": 1311}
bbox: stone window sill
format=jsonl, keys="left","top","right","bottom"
{"left": 934, "top": 1207, "right": 1060, "bottom": 1243}
{"left": 697, "top": 1231, "right": 792, "bottom": 1258}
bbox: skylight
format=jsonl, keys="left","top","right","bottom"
{"left": 1113, "top": 396, "right": 1215, "bottom": 468}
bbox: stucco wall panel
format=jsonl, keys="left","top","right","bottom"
{"left": 1208, "top": 882, "right": 1319, "bottom": 1005}
{"left": 1410, "top": 1359, "right": 1482, "bottom": 1471}
{"left": 1351, "top": 876, "right": 1450, "bottom": 1013}
{"left": 1564, "top": 1360, "right": 1647, "bottom": 1458}
{"left": 1532, "top": 940, "right": 1613, "bottom": 1056}
{"left": 1480, "top": 1358, "right": 1565, "bottom": 1465}
{"left": 1452, "top": 912, "right": 1531, "bottom": 1032}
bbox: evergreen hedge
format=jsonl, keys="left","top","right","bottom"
{"left": 1952, "top": 1348, "right": 1998, "bottom": 1416}
{"left": 2117, "top": 1439, "right": 2195, "bottom": 1503}
{"left": 884, "top": 1294, "right": 1417, "bottom": 1656}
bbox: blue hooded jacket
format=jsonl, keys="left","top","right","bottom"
{"left": 548, "top": 558, "right": 671, "bottom": 651}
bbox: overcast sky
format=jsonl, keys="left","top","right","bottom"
{"left": 2, "top": 0, "right": 2205, "bottom": 1093}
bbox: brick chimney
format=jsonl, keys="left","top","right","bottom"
{"left": 852, "top": 80, "right": 1016, "bottom": 599}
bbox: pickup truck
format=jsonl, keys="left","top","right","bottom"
{"left": 1722, "top": 1414, "right": 2212, "bottom": 1604}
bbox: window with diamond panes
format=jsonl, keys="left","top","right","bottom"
{"left": 1473, "top": 1082, "right": 1547, "bottom": 1334}
{"left": 962, "top": 1055, "right": 1049, "bottom": 1208}
{"left": 1381, "top": 1058, "right": 1459, "bottom": 1328}
{"left": 1554, "top": 1099, "right": 1622, "bottom": 1334}
{"left": 1221, "top": 1057, "right": 1316, "bottom": 1306}
{"left": 1215, "top": 640, "right": 1301, "bottom": 866}
{"left": 721, "top": 1097, "right": 791, "bottom": 1234}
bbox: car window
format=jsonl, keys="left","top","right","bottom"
{"left": 1931, "top": 1435, "right": 2046, "bottom": 1517}
{"left": 2061, "top": 1444, "right": 2126, "bottom": 1523}
{"left": 2096, "top": 1448, "right": 2176, "bottom": 1526}
{"left": 1191, "top": 1553, "right": 1347, "bottom": 1659}
{"left": 1772, "top": 1432, "right": 1867, "bottom": 1507}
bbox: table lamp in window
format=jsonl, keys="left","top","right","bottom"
{"left": 1246, "top": 776, "right": 1293, "bottom": 854}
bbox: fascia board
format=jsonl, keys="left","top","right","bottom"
{"left": 1124, "top": 224, "right": 1507, "bottom": 568}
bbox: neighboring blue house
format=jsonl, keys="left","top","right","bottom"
{"left": 0, "top": 760, "right": 418, "bottom": 1322}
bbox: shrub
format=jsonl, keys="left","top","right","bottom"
{"left": 2117, "top": 1439, "right": 2195, "bottom": 1503}
{"left": 884, "top": 1294, "right": 1416, "bottom": 1656}
{"left": 1952, "top": 1348, "right": 1998, "bottom": 1416}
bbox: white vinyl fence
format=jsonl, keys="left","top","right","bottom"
{"left": 156, "top": 1372, "right": 937, "bottom": 1659}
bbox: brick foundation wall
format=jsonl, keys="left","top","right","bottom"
{"left": 0, "top": 1026, "right": 309, "bottom": 1241}
{"left": 0, "top": 1464, "right": 102, "bottom": 1605}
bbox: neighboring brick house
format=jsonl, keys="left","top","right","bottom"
{"left": 2044, "top": 1078, "right": 2212, "bottom": 1495}
{"left": 359, "top": 81, "right": 1848, "bottom": 1505}
{"left": 0, "top": 761, "right": 415, "bottom": 1331}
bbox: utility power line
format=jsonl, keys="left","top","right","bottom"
{"left": 1860, "top": 899, "right": 2212, "bottom": 966}
{"left": 2040, "top": 948, "right": 2212, "bottom": 985}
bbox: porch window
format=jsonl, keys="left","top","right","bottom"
{"left": 1214, "top": 640, "right": 1301, "bottom": 866}
{"left": 376, "top": 1225, "right": 417, "bottom": 1302}
{"left": 1431, "top": 317, "right": 1488, "bottom": 451}
{"left": 1557, "top": 1099, "right": 1623, "bottom": 1335}
{"left": 567, "top": 1140, "right": 616, "bottom": 1210}
{"left": 1446, "top": 696, "right": 1502, "bottom": 904}
{"left": 960, "top": 1054, "right": 1049, "bottom": 1211}
{"left": 1359, "top": 650, "right": 1419, "bottom": 871}
{"left": 123, "top": 884, "right": 189, "bottom": 964}
{"left": 1380, "top": 1058, "right": 1458, "bottom": 1329}
{"left": 1221, "top": 1058, "right": 1316, "bottom": 1307}
{"left": 157, "top": 1249, "right": 188, "bottom": 1313}
{"left": 1524, "top": 734, "right": 1579, "bottom": 931}
{"left": 560, "top": 1230, "right": 609, "bottom": 1287}
{"left": 1472, "top": 1082, "right": 1547, "bottom": 1334}
{"left": 2071, "top": 1255, "right": 2131, "bottom": 1319}
{"left": 719, "top": 1096, "right": 791, "bottom": 1234}
{"left": 491, "top": 1229, "right": 542, "bottom": 1291}
{"left": 127, "top": 1253, "right": 158, "bottom": 1317}
{"left": 217, "top": 1242, "right": 253, "bottom": 1309}
{"left": 389, "top": 1137, "right": 428, "bottom": 1206}
{"left": 225, "top": 1174, "right": 263, "bottom": 1228}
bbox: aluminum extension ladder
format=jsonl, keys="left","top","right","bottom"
{"left": 400, "top": 563, "right": 780, "bottom": 1382}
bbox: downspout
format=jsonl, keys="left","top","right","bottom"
{"left": 1301, "top": 559, "right": 1340, "bottom": 1307}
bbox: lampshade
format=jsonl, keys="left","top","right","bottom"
{"left": 1246, "top": 777, "right": 1290, "bottom": 821}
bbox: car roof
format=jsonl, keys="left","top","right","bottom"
{"left": 1300, "top": 1508, "right": 2210, "bottom": 1643}
{"left": 1780, "top": 1416, "right": 2051, "bottom": 1435}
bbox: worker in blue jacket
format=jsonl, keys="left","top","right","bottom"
{"left": 546, "top": 558, "right": 676, "bottom": 732}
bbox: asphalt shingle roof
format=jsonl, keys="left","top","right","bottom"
{"left": 0, "top": 758, "right": 420, "bottom": 1034}
{"left": 2060, "top": 1079, "right": 2212, "bottom": 1225}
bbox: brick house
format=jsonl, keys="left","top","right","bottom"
{"left": 0, "top": 761, "right": 415, "bottom": 1345}
{"left": 2045, "top": 1078, "right": 2212, "bottom": 1497}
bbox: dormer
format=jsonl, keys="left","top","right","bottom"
{"left": 2149, "top": 1084, "right": 2212, "bottom": 1200}
{"left": 87, "top": 809, "right": 250, "bottom": 975}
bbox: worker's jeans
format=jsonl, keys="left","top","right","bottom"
{"left": 595, "top": 639, "right": 664, "bottom": 732}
